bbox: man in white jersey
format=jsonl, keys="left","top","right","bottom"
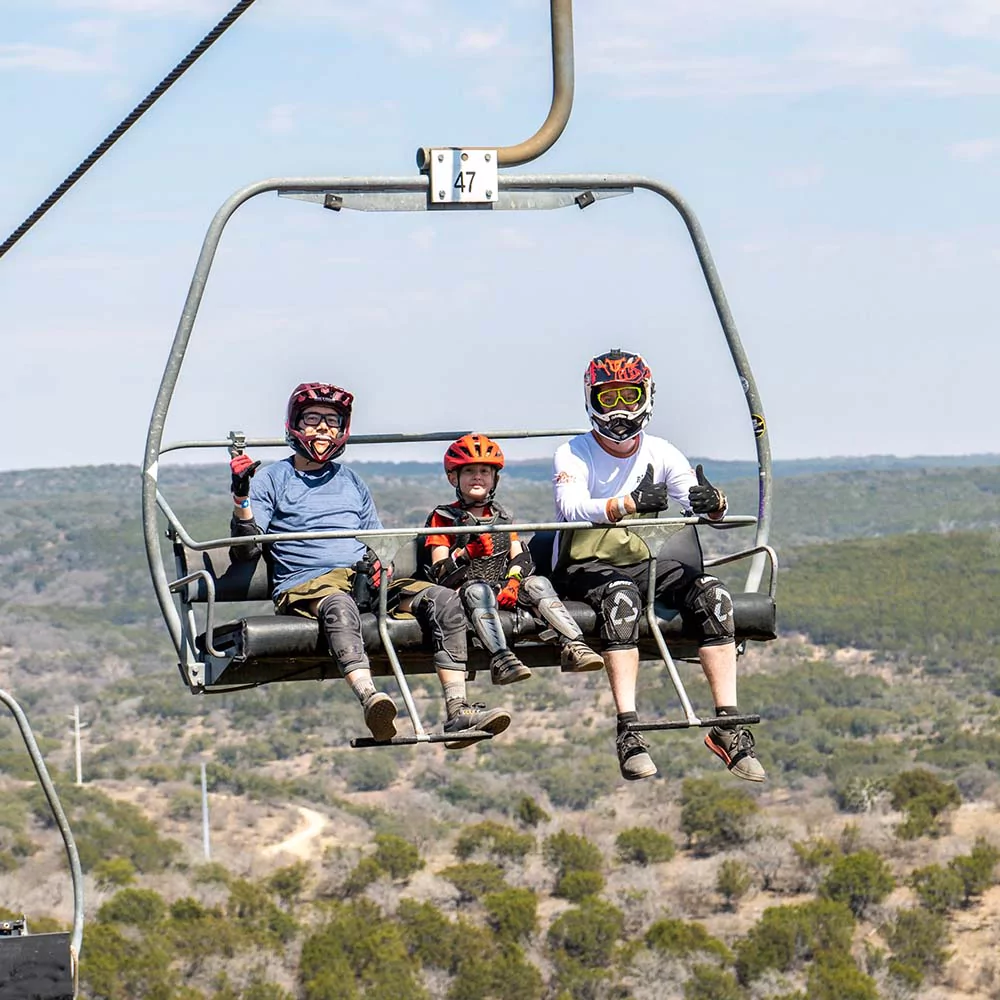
{"left": 551, "top": 349, "right": 765, "bottom": 783}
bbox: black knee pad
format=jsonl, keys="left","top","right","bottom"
{"left": 597, "top": 578, "right": 642, "bottom": 650}
{"left": 411, "top": 585, "right": 468, "bottom": 665}
{"left": 683, "top": 575, "right": 735, "bottom": 646}
{"left": 317, "top": 593, "right": 369, "bottom": 674}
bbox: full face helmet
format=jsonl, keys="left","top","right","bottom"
{"left": 443, "top": 433, "right": 505, "bottom": 505}
{"left": 285, "top": 382, "right": 354, "bottom": 463}
{"left": 584, "top": 349, "right": 655, "bottom": 443}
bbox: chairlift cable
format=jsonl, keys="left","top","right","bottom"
{"left": 0, "top": 0, "right": 259, "bottom": 261}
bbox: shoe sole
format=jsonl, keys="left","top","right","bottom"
{"left": 444, "top": 709, "right": 511, "bottom": 750}
{"left": 364, "top": 696, "right": 398, "bottom": 742}
{"left": 620, "top": 754, "right": 658, "bottom": 781}
{"left": 705, "top": 734, "right": 767, "bottom": 783}
{"left": 493, "top": 665, "right": 532, "bottom": 685}
{"left": 561, "top": 655, "right": 605, "bottom": 673}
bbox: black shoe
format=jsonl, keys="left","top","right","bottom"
{"left": 443, "top": 702, "right": 511, "bottom": 750}
{"left": 616, "top": 730, "right": 657, "bottom": 781}
{"left": 362, "top": 691, "right": 397, "bottom": 742}
{"left": 490, "top": 649, "right": 532, "bottom": 686}
{"left": 705, "top": 726, "right": 766, "bottom": 782}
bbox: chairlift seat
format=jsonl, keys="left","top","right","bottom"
{"left": 0, "top": 931, "right": 74, "bottom": 1000}
{"left": 176, "top": 539, "right": 776, "bottom": 690}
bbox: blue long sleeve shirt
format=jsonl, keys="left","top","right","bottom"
{"left": 247, "top": 457, "right": 382, "bottom": 598}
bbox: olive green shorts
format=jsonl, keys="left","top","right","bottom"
{"left": 275, "top": 567, "right": 432, "bottom": 619}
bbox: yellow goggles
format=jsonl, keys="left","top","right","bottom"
{"left": 595, "top": 385, "right": 644, "bottom": 408}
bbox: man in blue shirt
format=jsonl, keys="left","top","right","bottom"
{"left": 229, "top": 382, "right": 511, "bottom": 747}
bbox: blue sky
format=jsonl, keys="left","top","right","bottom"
{"left": 2, "top": 0, "right": 998, "bottom": 472}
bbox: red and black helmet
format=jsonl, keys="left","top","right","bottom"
{"left": 584, "top": 349, "right": 655, "bottom": 443}
{"left": 285, "top": 382, "right": 353, "bottom": 464}
{"left": 444, "top": 434, "right": 505, "bottom": 505}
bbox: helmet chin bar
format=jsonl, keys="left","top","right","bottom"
{"left": 288, "top": 429, "right": 348, "bottom": 464}
{"left": 590, "top": 411, "right": 649, "bottom": 443}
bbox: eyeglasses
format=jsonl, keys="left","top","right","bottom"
{"left": 299, "top": 412, "right": 341, "bottom": 428}
{"left": 595, "top": 385, "right": 644, "bottom": 408}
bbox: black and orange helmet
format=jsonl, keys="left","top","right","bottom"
{"left": 584, "top": 349, "right": 655, "bottom": 443}
{"left": 444, "top": 434, "right": 504, "bottom": 505}
{"left": 285, "top": 382, "right": 353, "bottom": 463}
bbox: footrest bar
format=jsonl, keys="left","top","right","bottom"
{"left": 350, "top": 729, "right": 494, "bottom": 749}
{"left": 627, "top": 713, "right": 761, "bottom": 733}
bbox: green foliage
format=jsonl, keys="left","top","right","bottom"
{"left": 735, "top": 899, "right": 855, "bottom": 984}
{"left": 167, "top": 787, "right": 202, "bottom": 821}
{"left": 439, "top": 862, "right": 507, "bottom": 903}
{"left": 455, "top": 821, "right": 534, "bottom": 862}
{"left": 300, "top": 899, "right": 427, "bottom": 1000}
{"left": 514, "top": 796, "right": 550, "bottom": 828}
{"left": 341, "top": 857, "right": 383, "bottom": 897}
{"left": 645, "top": 918, "right": 731, "bottom": 960}
{"left": 97, "top": 887, "right": 167, "bottom": 926}
{"left": 909, "top": 863, "right": 965, "bottom": 914}
{"left": 482, "top": 888, "right": 538, "bottom": 941}
{"left": 372, "top": 833, "right": 424, "bottom": 881}
{"left": 818, "top": 850, "right": 894, "bottom": 918}
{"left": 683, "top": 964, "right": 746, "bottom": 1000}
{"left": 267, "top": 861, "right": 310, "bottom": 907}
{"left": 547, "top": 898, "right": 625, "bottom": 968}
{"left": 543, "top": 830, "right": 603, "bottom": 878}
{"left": 805, "top": 954, "right": 880, "bottom": 1000}
{"left": 948, "top": 836, "right": 1000, "bottom": 905}
{"left": 341, "top": 751, "right": 399, "bottom": 792}
{"left": 680, "top": 776, "right": 760, "bottom": 854}
{"left": 881, "top": 907, "right": 951, "bottom": 987}
{"left": 615, "top": 826, "right": 676, "bottom": 865}
{"left": 396, "top": 899, "right": 463, "bottom": 972}
{"left": 91, "top": 856, "right": 137, "bottom": 890}
{"left": 555, "top": 869, "right": 605, "bottom": 902}
{"left": 890, "top": 768, "right": 962, "bottom": 841}
{"left": 226, "top": 877, "right": 299, "bottom": 946}
{"left": 447, "top": 941, "right": 544, "bottom": 1000}
{"left": 80, "top": 922, "right": 180, "bottom": 1000}
{"left": 717, "top": 859, "right": 754, "bottom": 910}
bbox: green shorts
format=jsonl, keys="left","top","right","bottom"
{"left": 275, "top": 567, "right": 432, "bottom": 619}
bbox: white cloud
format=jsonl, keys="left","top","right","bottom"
{"left": 773, "top": 164, "right": 825, "bottom": 189}
{"left": 950, "top": 138, "right": 1000, "bottom": 162}
{"left": 261, "top": 104, "right": 299, "bottom": 136}
{"left": 0, "top": 42, "right": 104, "bottom": 72}
{"left": 456, "top": 27, "right": 506, "bottom": 54}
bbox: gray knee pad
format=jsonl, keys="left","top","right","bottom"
{"left": 460, "top": 580, "right": 508, "bottom": 656}
{"left": 684, "top": 575, "right": 735, "bottom": 646}
{"left": 411, "top": 585, "right": 468, "bottom": 666}
{"left": 317, "top": 593, "right": 369, "bottom": 675}
{"left": 520, "top": 575, "right": 582, "bottom": 642}
{"left": 597, "top": 578, "right": 642, "bottom": 650}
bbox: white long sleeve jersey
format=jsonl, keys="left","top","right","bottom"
{"left": 552, "top": 432, "right": 710, "bottom": 567}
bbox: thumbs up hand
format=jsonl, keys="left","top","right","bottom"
{"left": 688, "top": 464, "right": 726, "bottom": 515}
{"left": 629, "top": 463, "right": 670, "bottom": 513}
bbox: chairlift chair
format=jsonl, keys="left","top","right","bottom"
{"left": 143, "top": 0, "right": 778, "bottom": 748}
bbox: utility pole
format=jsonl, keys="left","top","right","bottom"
{"left": 68, "top": 705, "right": 87, "bottom": 786}
{"left": 200, "top": 762, "right": 211, "bottom": 861}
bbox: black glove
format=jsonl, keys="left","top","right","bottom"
{"left": 688, "top": 464, "right": 726, "bottom": 515}
{"left": 630, "top": 463, "right": 670, "bottom": 513}
{"left": 351, "top": 552, "right": 391, "bottom": 612}
{"left": 230, "top": 454, "right": 261, "bottom": 498}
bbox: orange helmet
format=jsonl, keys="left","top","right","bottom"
{"left": 444, "top": 434, "right": 504, "bottom": 505}
{"left": 444, "top": 434, "right": 505, "bottom": 473}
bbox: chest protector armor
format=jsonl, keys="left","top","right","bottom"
{"left": 427, "top": 502, "right": 512, "bottom": 586}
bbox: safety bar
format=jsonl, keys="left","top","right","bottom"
{"left": 169, "top": 571, "right": 224, "bottom": 657}
{"left": 705, "top": 544, "right": 779, "bottom": 599}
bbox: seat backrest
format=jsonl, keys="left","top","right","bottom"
{"left": 178, "top": 545, "right": 271, "bottom": 603}
{"left": 528, "top": 530, "right": 556, "bottom": 574}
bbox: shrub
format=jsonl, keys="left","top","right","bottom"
{"left": 555, "top": 869, "right": 605, "bottom": 902}
{"left": 439, "top": 862, "right": 507, "bottom": 903}
{"left": 547, "top": 898, "right": 625, "bottom": 968}
{"left": 372, "top": 833, "right": 424, "bottom": 881}
{"left": 92, "top": 857, "right": 136, "bottom": 889}
{"left": 818, "top": 850, "right": 894, "bottom": 919}
{"left": 515, "top": 796, "right": 550, "bottom": 828}
{"left": 543, "top": 830, "right": 602, "bottom": 878}
{"left": 806, "top": 954, "right": 879, "bottom": 1000}
{"left": 482, "top": 888, "right": 538, "bottom": 941}
{"left": 680, "top": 776, "right": 760, "bottom": 854}
{"left": 683, "top": 964, "right": 745, "bottom": 1000}
{"left": 341, "top": 857, "right": 383, "bottom": 898}
{"left": 716, "top": 859, "right": 754, "bottom": 910}
{"left": 342, "top": 752, "right": 399, "bottom": 792}
{"left": 97, "top": 888, "right": 166, "bottom": 926}
{"left": 615, "top": 826, "right": 676, "bottom": 865}
{"left": 909, "top": 864, "right": 964, "bottom": 914}
{"left": 889, "top": 768, "right": 961, "bottom": 839}
{"left": 645, "top": 918, "right": 730, "bottom": 961}
{"left": 267, "top": 861, "right": 310, "bottom": 907}
{"left": 455, "top": 821, "right": 534, "bottom": 862}
{"left": 881, "top": 907, "right": 950, "bottom": 987}
{"left": 948, "top": 837, "right": 1000, "bottom": 905}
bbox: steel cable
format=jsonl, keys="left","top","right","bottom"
{"left": 0, "top": 0, "right": 258, "bottom": 260}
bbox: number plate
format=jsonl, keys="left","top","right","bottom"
{"left": 428, "top": 148, "right": 498, "bottom": 205}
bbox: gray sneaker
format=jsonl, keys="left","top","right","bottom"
{"left": 616, "top": 730, "right": 658, "bottom": 781}
{"left": 560, "top": 639, "right": 605, "bottom": 673}
{"left": 490, "top": 649, "right": 532, "bottom": 685}
{"left": 362, "top": 691, "right": 397, "bottom": 742}
{"left": 705, "top": 726, "right": 766, "bottom": 782}
{"left": 443, "top": 702, "right": 511, "bottom": 750}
